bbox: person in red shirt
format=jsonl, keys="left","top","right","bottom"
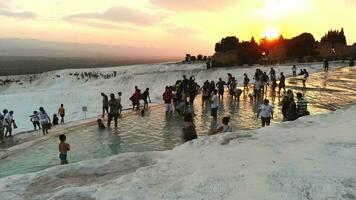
{"left": 162, "top": 86, "right": 173, "bottom": 115}
{"left": 130, "top": 86, "right": 141, "bottom": 111}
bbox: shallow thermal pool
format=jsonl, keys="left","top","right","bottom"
{"left": 1, "top": 66, "right": 356, "bottom": 178}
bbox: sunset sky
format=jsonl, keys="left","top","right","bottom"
{"left": 0, "top": 0, "right": 355, "bottom": 55}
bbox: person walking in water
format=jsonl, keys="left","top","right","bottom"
{"left": 58, "top": 134, "right": 70, "bottom": 165}
{"left": 39, "top": 107, "right": 51, "bottom": 135}
{"left": 210, "top": 89, "right": 219, "bottom": 119}
{"left": 142, "top": 88, "right": 151, "bottom": 110}
{"left": 3, "top": 111, "right": 14, "bottom": 137}
{"left": 257, "top": 99, "right": 274, "bottom": 127}
{"left": 278, "top": 72, "right": 286, "bottom": 94}
{"left": 130, "top": 86, "right": 141, "bottom": 111}
{"left": 58, "top": 104, "right": 65, "bottom": 124}
{"left": 107, "top": 93, "right": 120, "bottom": 128}
{"left": 163, "top": 86, "right": 173, "bottom": 115}
{"left": 101, "top": 93, "right": 109, "bottom": 118}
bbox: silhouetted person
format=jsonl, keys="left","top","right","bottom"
{"left": 58, "top": 104, "right": 65, "bottom": 124}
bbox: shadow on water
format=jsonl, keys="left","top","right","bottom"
{"left": 1, "top": 66, "right": 356, "bottom": 178}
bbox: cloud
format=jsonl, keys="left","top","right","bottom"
{"left": 149, "top": 0, "right": 237, "bottom": 11}
{"left": 344, "top": 0, "right": 356, "bottom": 4}
{"left": 66, "top": 6, "right": 163, "bottom": 26}
{"left": 0, "top": 0, "right": 10, "bottom": 8}
{"left": 0, "top": 9, "right": 37, "bottom": 18}
{"left": 166, "top": 26, "right": 200, "bottom": 36}
{"left": 66, "top": 18, "right": 139, "bottom": 31}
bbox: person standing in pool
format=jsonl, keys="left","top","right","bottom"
{"left": 101, "top": 93, "right": 109, "bottom": 118}
{"left": 257, "top": 99, "right": 274, "bottom": 127}
{"left": 58, "top": 104, "right": 65, "bottom": 124}
{"left": 188, "top": 76, "right": 199, "bottom": 104}
{"left": 243, "top": 73, "right": 250, "bottom": 91}
{"left": 278, "top": 72, "right": 286, "bottom": 94}
{"left": 58, "top": 134, "right": 70, "bottom": 165}
{"left": 262, "top": 72, "right": 269, "bottom": 93}
{"left": 292, "top": 65, "right": 297, "bottom": 77}
{"left": 211, "top": 89, "right": 219, "bottom": 119}
{"left": 163, "top": 86, "right": 173, "bottom": 115}
{"left": 269, "top": 67, "right": 276, "bottom": 80}
{"left": 117, "top": 92, "right": 122, "bottom": 116}
{"left": 216, "top": 78, "right": 226, "bottom": 99}
{"left": 107, "top": 93, "right": 120, "bottom": 128}
{"left": 323, "top": 59, "right": 329, "bottom": 72}
{"left": 302, "top": 69, "right": 309, "bottom": 89}
{"left": 182, "top": 114, "right": 197, "bottom": 142}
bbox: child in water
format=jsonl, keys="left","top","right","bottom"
{"left": 58, "top": 134, "right": 70, "bottom": 165}
{"left": 210, "top": 117, "right": 232, "bottom": 135}
{"left": 97, "top": 119, "right": 106, "bottom": 130}
{"left": 52, "top": 114, "right": 59, "bottom": 126}
{"left": 182, "top": 114, "right": 197, "bottom": 142}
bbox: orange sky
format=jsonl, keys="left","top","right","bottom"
{"left": 0, "top": 0, "right": 355, "bottom": 55}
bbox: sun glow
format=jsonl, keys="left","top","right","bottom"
{"left": 263, "top": 27, "right": 279, "bottom": 40}
{"left": 259, "top": 0, "right": 307, "bottom": 19}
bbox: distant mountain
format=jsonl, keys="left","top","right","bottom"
{"left": 0, "top": 38, "right": 182, "bottom": 60}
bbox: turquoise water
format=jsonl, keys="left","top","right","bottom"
{"left": 1, "top": 66, "right": 356, "bottom": 178}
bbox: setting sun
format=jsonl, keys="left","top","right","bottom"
{"left": 263, "top": 28, "right": 279, "bottom": 40}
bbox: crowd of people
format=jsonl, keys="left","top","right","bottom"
{"left": 178, "top": 65, "right": 311, "bottom": 142}
{"left": 68, "top": 71, "right": 120, "bottom": 82}
{"left": 93, "top": 65, "right": 312, "bottom": 144}
{"left": 1, "top": 64, "right": 315, "bottom": 165}
{"left": 0, "top": 104, "right": 67, "bottom": 144}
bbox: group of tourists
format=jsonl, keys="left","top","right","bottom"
{"left": 99, "top": 86, "right": 151, "bottom": 129}
{"left": 68, "top": 71, "right": 119, "bottom": 81}
{"left": 29, "top": 104, "right": 66, "bottom": 135}
{"left": 0, "top": 109, "right": 16, "bottom": 143}
{"left": 178, "top": 65, "right": 311, "bottom": 142}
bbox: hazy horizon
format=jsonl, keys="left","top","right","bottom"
{"left": 0, "top": 0, "right": 355, "bottom": 58}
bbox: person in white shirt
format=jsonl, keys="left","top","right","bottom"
{"left": 210, "top": 89, "right": 219, "bottom": 119}
{"left": 39, "top": 107, "right": 51, "bottom": 135}
{"left": 210, "top": 117, "right": 232, "bottom": 135}
{"left": 257, "top": 99, "right": 274, "bottom": 127}
{"left": 3, "top": 111, "right": 14, "bottom": 137}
